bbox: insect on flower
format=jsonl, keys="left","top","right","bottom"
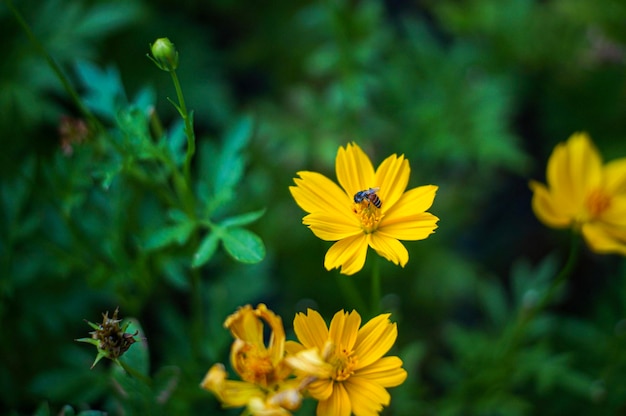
{"left": 354, "top": 187, "right": 382, "bottom": 208}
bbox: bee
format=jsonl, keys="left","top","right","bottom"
{"left": 353, "top": 187, "right": 382, "bottom": 208}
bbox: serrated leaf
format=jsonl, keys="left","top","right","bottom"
{"left": 220, "top": 209, "right": 266, "bottom": 228}
{"left": 221, "top": 227, "right": 265, "bottom": 264}
{"left": 192, "top": 232, "right": 221, "bottom": 268}
{"left": 74, "top": 61, "right": 126, "bottom": 120}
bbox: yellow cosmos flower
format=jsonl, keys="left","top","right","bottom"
{"left": 290, "top": 142, "right": 439, "bottom": 275}
{"left": 530, "top": 132, "right": 626, "bottom": 255}
{"left": 285, "top": 309, "right": 407, "bottom": 416}
{"left": 200, "top": 304, "right": 303, "bottom": 415}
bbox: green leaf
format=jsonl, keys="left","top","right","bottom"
{"left": 213, "top": 116, "right": 255, "bottom": 197}
{"left": 74, "top": 61, "right": 126, "bottom": 120}
{"left": 192, "top": 231, "right": 221, "bottom": 268}
{"left": 143, "top": 222, "right": 195, "bottom": 251}
{"left": 221, "top": 227, "right": 265, "bottom": 264}
{"left": 219, "top": 209, "right": 266, "bottom": 228}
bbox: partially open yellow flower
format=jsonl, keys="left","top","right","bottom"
{"left": 200, "top": 304, "right": 302, "bottom": 415}
{"left": 530, "top": 132, "right": 626, "bottom": 255}
{"left": 285, "top": 309, "right": 407, "bottom": 416}
{"left": 290, "top": 142, "right": 439, "bottom": 275}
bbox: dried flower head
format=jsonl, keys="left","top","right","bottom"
{"left": 76, "top": 307, "right": 140, "bottom": 369}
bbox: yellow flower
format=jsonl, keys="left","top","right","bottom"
{"left": 285, "top": 309, "right": 407, "bottom": 416}
{"left": 530, "top": 132, "right": 626, "bottom": 255}
{"left": 200, "top": 304, "right": 302, "bottom": 415}
{"left": 290, "top": 142, "right": 439, "bottom": 275}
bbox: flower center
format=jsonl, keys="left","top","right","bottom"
{"left": 330, "top": 346, "right": 358, "bottom": 382}
{"left": 586, "top": 188, "right": 611, "bottom": 218}
{"left": 352, "top": 200, "right": 382, "bottom": 234}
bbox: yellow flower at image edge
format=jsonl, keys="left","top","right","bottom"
{"left": 290, "top": 142, "right": 439, "bottom": 275}
{"left": 285, "top": 309, "right": 407, "bottom": 416}
{"left": 200, "top": 304, "right": 303, "bottom": 415}
{"left": 530, "top": 132, "right": 626, "bottom": 255}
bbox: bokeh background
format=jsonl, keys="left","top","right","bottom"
{"left": 3, "top": 0, "right": 626, "bottom": 414}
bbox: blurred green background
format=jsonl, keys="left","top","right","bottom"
{"left": 2, "top": 0, "right": 626, "bottom": 414}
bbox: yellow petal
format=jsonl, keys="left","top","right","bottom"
{"left": 529, "top": 180, "right": 573, "bottom": 228}
{"left": 375, "top": 154, "right": 410, "bottom": 211}
{"left": 324, "top": 234, "right": 369, "bottom": 275}
{"left": 345, "top": 376, "right": 391, "bottom": 414}
{"left": 356, "top": 356, "right": 408, "bottom": 387}
{"left": 303, "top": 212, "right": 362, "bottom": 241}
{"left": 600, "top": 195, "right": 626, "bottom": 227}
{"left": 582, "top": 223, "right": 626, "bottom": 255}
{"left": 317, "top": 383, "right": 351, "bottom": 416}
{"left": 225, "top": 305, "right": 264, "bottom": 347}
{"left": 354, "top": 314, "right": 397, "bottom": 368}
{"left": 368, "top": 233, "right": 409, "bottom": 267}
{"left": 603, "top": 157, "right": 626, "bottom": 194}
{"left": 284, "top": 347, "right": 333, "bottom": 378}
{"left": 290, "top": 171, "right": 353, "bottom": 221}
{"left": 378, "top": 213, "right": 439, "bottom": 241}
{"left": 284, "top": 340, "right": 305, "bottom": 355}
{"left": 547, "top": 133, "right": 602, "bottom": 208}
{"left": 294, "top": 309, "right": 329, "bottom": 350}
{"left": 329, "top": 310, "right": 361, "bottom": 352}
{"left": 336, "top": 143, "right": 376, "bottom": 198}
{"left": 308, "top": 379, "right": 334, "bottom": 401}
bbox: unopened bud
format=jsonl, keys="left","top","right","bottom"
{"left": 148, "top": 37, "right": 179, "bottom": 71}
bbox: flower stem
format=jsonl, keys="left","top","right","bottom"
{"left": 4, "top": 0, "right": 98, "bottom": 128}
{"left": 117, "top": 358, "right": 152, "bottom": 386}
{"left": 169, "top": 69, "right": 196, "bottom": 183}
{"left": 534, "top": 231, "right": 581, "bottom": 313}
{"left": 505, "top": 231, "right": 581, "bottom": 349}
{"left": 337, "top": 274, "right": 368, "bottom": 314}
{"left": 370, "top": 255, "right": 381, "bottom": 315}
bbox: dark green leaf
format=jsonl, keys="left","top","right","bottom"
{"left": 221, "top": 227, "right": 265, "bottom": 264}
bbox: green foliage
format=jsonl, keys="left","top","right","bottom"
{"left": 3, "top": 0, "right": 626, "bottom": 415}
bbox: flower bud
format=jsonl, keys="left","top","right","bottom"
{"left": 149, "top": 37, "right": 179, "bottom": 71}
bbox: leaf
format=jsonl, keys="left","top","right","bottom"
{"left": 219, "top": 209, "right": 266, "bottom": 228}
{"left": 74, "top": 61, "right": 127, "bottom": 120}
{"left": 221, "top": 227, "right": 265, "bottom": 264}
{"left": 143, "top": 222, "right": 195, "bottom": 252}
{"left": 192, "top": 231, "right": 221, "bottom": 268}
{"left": 213, "top": 116, "right": 255, "bottom": 197}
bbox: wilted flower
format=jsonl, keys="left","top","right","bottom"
{"left": 76, "top": 307, "right": 139, "bottom": 369}
{"left": 290, "top": 142, "right": 439, "bottom": 275}
{"left": 285, "top": 309, "right": 407, "bottom": 416}
{"left": 530, "top": 132, "right": 626, "bottom": 255}
{"left": 200, "top": 304, "right": 303, "bottom": 415}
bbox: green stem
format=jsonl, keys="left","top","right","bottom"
{"left": 337, "top": 274, "right": 368, "bottom": 313}
{"left": 117, "top": 358, "right": 152, "bottom": 386}
{"left": 190, "top": 249, "right": 203, "bottom": 360}
{"left": 370, "top": 255, "right": 381, "bottom": 315}
{"left": 534, "top": 232, "right": 581, "bottom": 313}
{"left": 4, "top": 0, "right": 98, "bottom": 128}
{"left": 169, "top": 69, "right": 196, "bottom": 183}
{"left": 505, "top": 231, "right": 581, "bottom": 350}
